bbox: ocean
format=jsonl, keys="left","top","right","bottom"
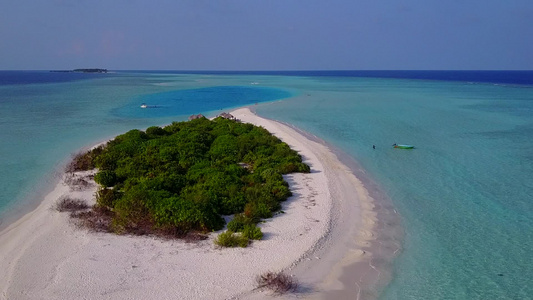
{"left": 0, "top": 70, "right": 532, "bottom": 299}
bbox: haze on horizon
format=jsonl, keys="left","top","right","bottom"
{"left": 1, "top": 0, "right": 532, "bottom": 71}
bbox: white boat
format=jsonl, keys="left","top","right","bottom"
{"left": 140, "top": 103, "right": 147, "bottom": 108}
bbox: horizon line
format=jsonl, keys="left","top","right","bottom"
{"left": 2, "top": 69, "right": 533, "bottom": 72}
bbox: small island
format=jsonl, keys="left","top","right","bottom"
{"left": 2, "top": 107, "right": 373, "bottom": 299}
{"left": 51, "top": 68, "right": 108, "bottom": 73}
{"left": 64, "top": 115, "right": 310, "bottom": 246}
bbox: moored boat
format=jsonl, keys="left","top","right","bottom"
{"left": 393, "top": 144, "right": 414, "bottom": 149}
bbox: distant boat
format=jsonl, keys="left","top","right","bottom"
{"left": 393, "top": 144, "right": 414, "bottom": 149}
{"left": 140, "top": 103, "right": 147, "bottom": 108}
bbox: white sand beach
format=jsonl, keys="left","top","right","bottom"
{"left": 0, "top": 108, "right": 378, "bottom": 300}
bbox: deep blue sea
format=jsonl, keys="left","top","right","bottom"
{"left": 0, "top": 70, "right": 532, "bottom": 299}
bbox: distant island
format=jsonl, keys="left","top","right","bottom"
{"left": 50, "top": 68, "right": 108, "bottom": 73}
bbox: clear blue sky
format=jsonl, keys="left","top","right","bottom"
{"left": 1, "top": 0, "right": 532, "bottom": 70}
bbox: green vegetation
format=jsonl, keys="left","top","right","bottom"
{"left": 242, "top": 224, "right": 263, "bottom": 240}
{"left": 74, "top": 117, "right": 309, "bottom": 241}
{"left": 214, "top": 231, "right": 249, "bottom": 248}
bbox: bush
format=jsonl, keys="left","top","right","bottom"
{"left": 66, "top": 146, "right": 104, "bottom": 172}
{"left": 94, "top": 170, "right": 117, "bottom": 187}
{"left": 64, "top": 173, "right": 92, "bottom": 190}
{"left": 244, "top": 201, "right": 272, "bottom": 220}
{"left": 298, "top": 162, "right": 311, "bottom": 173}
{"left": 260, "top": 168, "right": 284, "bottom": 182}
{"left": 242, "top": 224, "right": 263, "bottom": 240}
{"left": 146, "top": 126, "right": 168, "bottom": 137}
{"left": 219, "top": 186, "right": 247, "bottom": 215}
{"left": 266, "top": 182, "right": 292, "bottom": 202}
{"left": 215, "top": 231, "right": 249, "bottom": 248}
{"left": 227, "top": 213, "right": 254, "bottom": 232}
{"left": 55, "top": 197, "right": 89, "bottom": 212}
{"left": 70, "top": 206, "right": 113, "bottom": 233}
{"left": 96, "top": 187, "right": 120, "bottom": 209}
{"left": 74, "top": 118, "right": 311, "bottom": 239}
{"left": 256, "top": 271, "right": 298, "bottom": 294}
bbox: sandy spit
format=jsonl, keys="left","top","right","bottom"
{"left": 0, "top": 108, "right": 376, "bottom": 300}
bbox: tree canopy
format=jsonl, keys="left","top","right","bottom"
{"left": 77, "top": 116, "right": 310, "bottom": 237}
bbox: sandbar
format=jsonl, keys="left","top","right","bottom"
{"left": 0, "top": 107, "right": 387, "bottom": 300}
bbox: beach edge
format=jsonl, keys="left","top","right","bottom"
{"left": 0, "top": 107, "right": 396, "bottom": 300}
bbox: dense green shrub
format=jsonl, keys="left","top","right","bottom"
{"left": 209, "top": 134, "right": 239, "bottom": 162}
{"left": 96, "top": 187, "right": 120, "bottom": 209}
{"left": 266, "top": 182, "right": 292, "bottom": 202}
{"left": 227, "top": 213, "right": 254, "bottom": 232}
{"left": 81, "top": 118, "right": 309, "bottom": 238}
{"left": 153, "top": 195, "right": 225, "bottom": 232}
{"left": 215, "top": 231, "right": 249, "bottom": 248}
{"left": 242, "top": 224, "right": 263, "bottom": 240}
{"left": 94, "top": 170, "right": 117, "bottom": 187}
{"left": 244, "top": 201, "right": 273, "bottom": 220}
{"left": 146, "top": 126, "right": 168, "bottom": 137}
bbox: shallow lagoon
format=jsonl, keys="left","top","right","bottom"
{"left": 1, "top": 71, "right": 532, "bottom": 299}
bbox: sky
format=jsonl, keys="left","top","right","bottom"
{"left": 0, "top": 0, "right": 532, "bottom": 70}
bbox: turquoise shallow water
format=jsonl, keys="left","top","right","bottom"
{"left": 0, "top": 72, "right": 292, "bottom": 222}
{"left": 255, "top": 78, "right": 533, "bottom": 299}
{"left": 1, "top": 71, "right": 532, "bottom": 299}
{"left": 113, "top": 85, "right": 292, "bottom": 118}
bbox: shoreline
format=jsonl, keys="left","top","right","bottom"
{"left": 0, "top": 107, "right": 398, "bottom": 299}
{"left": 240, "top": 108, "right": 402, "bottom": 299}
{"left": 0, "top": 134, "right": 118, "bottom": 234}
